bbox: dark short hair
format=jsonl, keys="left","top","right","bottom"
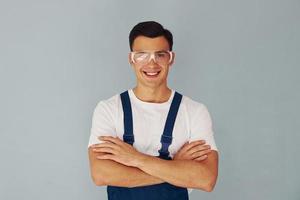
{"left": 129, "top": 21, "right": 173, "bottom": 51}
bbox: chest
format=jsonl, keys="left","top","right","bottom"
{"left": 115, "top": 104, "right": 191, "bottom": 157}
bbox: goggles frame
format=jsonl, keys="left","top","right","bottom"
{"left": 130, "top": 50, "right": 173, "bottom": 65}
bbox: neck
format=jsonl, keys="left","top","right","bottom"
{"left": 132, "top": 85, "right": 172, "bottom": 103}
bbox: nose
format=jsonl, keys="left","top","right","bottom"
{"left": 149, "top": 57, "right": 156, "bottom": 64}
{"left": 148, "top": 52, "right": 156, "bottom": 63}
{"left": 148, "top": 53, "right": 158, "bottom": 65}
{"left": 147, "top": 58, "right": 159, "bottom": 69}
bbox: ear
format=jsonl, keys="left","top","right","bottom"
{"left": 128, "top": 52, "right": 133, "bottom": 65}
{"left": 169, "top": 52, "right": 175, "bottom": 67}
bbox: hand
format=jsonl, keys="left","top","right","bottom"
{"left": 91, "top": 136, "right": 145, "bottom": 167}
{"left": 173, "top": 140, "right": 211, "bottom": 161}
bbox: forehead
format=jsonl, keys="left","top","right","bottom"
{"left": 132, "top": 36, "right": 170, "bottom": 51}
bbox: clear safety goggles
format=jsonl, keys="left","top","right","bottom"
{"left": 130, "top": 50, "right": 173, "bottom": 65}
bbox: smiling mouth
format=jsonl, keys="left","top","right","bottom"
{"left": 143, "top": 71, "right": 161, "bottom": 78}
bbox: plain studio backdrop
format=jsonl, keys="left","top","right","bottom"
{"left": 0, "top": 0, "right": 299, "bottom": 200}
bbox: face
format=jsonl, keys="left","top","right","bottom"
{"left": 129, "top": 36, "right": 175, "bottom": 89}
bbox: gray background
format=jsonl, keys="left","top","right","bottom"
{"left": 0, "top": 0, "right": 299, "bottom": 199}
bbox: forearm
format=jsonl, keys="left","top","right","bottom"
{"left": 91, "top": 137, "right": 218, "bottom": 191}
{"left": 100, "top": 160, "right": 164, "bottom": 187}
{"left": 90, "top": 151, "right": 164, "bottom": 187}
{"left": 135, "top": 154, "right": 213, "bottom": 190}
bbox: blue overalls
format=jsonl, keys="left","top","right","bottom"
{"left": 107, "top": 90, "right": 189, "bottom": 200}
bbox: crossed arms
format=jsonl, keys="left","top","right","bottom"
{"left": 88, "top": 136, "right": 218, "bottom": 192}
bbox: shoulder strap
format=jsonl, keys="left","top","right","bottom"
{"left": 158, "top": 91, "right": 183, "bottom": 159}
{"left": 120, "top": 91, "right": 134, "bottom": 145}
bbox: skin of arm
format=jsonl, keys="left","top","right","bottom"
{"left": 88, "top": 147, "right": 164, "bottom": 188}
{"left": 88, "top": 137, "right": 217, "bottom": 191}
{"left": 135, "top": 150, "right": 218, "bottom": 192}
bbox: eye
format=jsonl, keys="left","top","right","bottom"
{"left": 134, "top": 52, "right": 148, "bottom": 60}
{"left": 156, "top": 52, "right": 168, "bottom": 58}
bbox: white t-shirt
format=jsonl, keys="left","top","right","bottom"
{"left": 88, "top": 88, "right": 218, "bottom": 194}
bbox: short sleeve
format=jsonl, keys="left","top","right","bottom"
{"left": 189, "top": 103, "right": 218, "bottom": 151}
{"left": 87, "top": 101, "right": 117, "bottom": 148}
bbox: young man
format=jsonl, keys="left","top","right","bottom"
{"left": 88, "top": 21, "right": 219, "bottom": 200}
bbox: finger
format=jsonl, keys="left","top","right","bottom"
{"left": 194, "top": 155, "right": 208, "bottom": 161}
{"left": 96, "top": 154, "right": 114, "bottom": 160}
{"left": 191, "top": 149, "right": 212, "bottom": 159}
{"left": 188, "top": 144, "right": 211, "bottom": 154}
{"left": 196, "top": 148, "right": 212, "bottom": 156}
{"left": 96, "top": 137, "right": 115, "bottom": 143}
{"left": 176, "top": 142, "right": 189, "bottom": 153}
{"left": 102, "top": 140, "right": 114, "bottom": 144}
{"left": 98, "top": 136, "right": 124, "bottom": 145}
{"left": 93, "top": 147, "right": 116, "bottom": 154}
{"left": 92, "top": 142, "right": 119, "bottom": 150}
{"left": 180, "top": 140, "right": 206, "bottom": 152}
{"left": 189, "top": 140, "right": 206, "bottom": 145}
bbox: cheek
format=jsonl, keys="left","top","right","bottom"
{"left": 132, "top": 64, "right": 142, "bottom": 72}
{"left": 160, "top": 66, "right": 170, "bottom": 73}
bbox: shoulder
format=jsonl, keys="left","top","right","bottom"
{"left": 93, "top": 92, "right": 121, "bottom": 114}
{"left": 180, "top": 93, "right": 209, "bottom": 114}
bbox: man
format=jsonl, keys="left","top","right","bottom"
{"left": 88, "top": 21, "right": 219, "bottom": 200}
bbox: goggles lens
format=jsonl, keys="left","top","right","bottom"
{"left": 132, "top": 51, "right": 172, "bottom": 65}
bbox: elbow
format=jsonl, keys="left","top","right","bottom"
{"left": 93, "top": 178, "right": 105, "bottom": 187}
{"left": 91, "top": 173, "right": 107, "bottom": 186}
{"left": 203, "top": 177, "right": 217, "bottom": 192}
{"left": 194, "top": 176, "right": 217, "bottom": 192}
{"left": 193, "top": 182, "right": 215, "bottom": 192}
{"left": 203, "top": 182, "right": 215, "bottom": 192}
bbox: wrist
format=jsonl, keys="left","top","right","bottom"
{"left": 134, "top": 153, "right": 150, "bottom": 169}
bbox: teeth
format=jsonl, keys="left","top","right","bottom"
{"left": 147, "top": 72, "right": 158, "bottom": 75}
{"left": 144, "top": 71, "right": 160, "bottom": 76}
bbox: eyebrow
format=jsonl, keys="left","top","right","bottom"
{"left": 134, "top": 50, "right": 169, "bottom": 53}
{"left": 156, "top": 50, "right": 168, "bottom": 53}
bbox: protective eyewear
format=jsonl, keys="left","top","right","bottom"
{"left": 130, "top": 50, "right": 173, "bottom": 65}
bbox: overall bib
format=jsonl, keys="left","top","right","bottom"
{"left": 107, "top": 90, "right": 189, "bottom": 200}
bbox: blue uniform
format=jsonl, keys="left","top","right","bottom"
{"left": 107, "top": 90, "right": 189, "bottom": 200}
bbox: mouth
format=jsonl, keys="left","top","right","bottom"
{"left": 142, "top": 71, "right": 161, "bottom": 78}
